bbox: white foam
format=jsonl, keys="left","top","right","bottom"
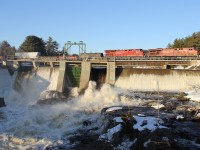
{"left": 115, "top": 72, "right": 200, "bottom": 91}
{"left": 1, "top": 68, "right": 150, "bottom": 149}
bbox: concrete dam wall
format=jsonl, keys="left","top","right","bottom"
{"left": 6, "top": 60, "right": 200, "bottom": 93}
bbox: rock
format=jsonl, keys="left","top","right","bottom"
{"left": 83, "top": 120, "right": 92, "bottom": 126}
{"left": 11, "top": 137, "right": 24, "bottom": 145}
{"left": 0, "top": 97, "right": 6, "bottom": 107}
{"left": 177, "top": 92, "right": 190, "bottom": 101}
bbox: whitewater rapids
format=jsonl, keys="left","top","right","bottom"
{"left": 1, "top": 67, "right": 200, "bottom": 149}
{"left": 0, "top": 68, "right": 145, "bottom": 149}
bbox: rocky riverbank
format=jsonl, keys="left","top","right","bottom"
{"left": 44, "top": 91, "right": 200, "bottom": 150}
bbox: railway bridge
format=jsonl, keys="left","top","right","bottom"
{"left": 5, "top": 57, "right": 198, "bottom": 92}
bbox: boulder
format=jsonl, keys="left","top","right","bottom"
{"left": 0, "top": 97, "right": 6, "bottom": 107}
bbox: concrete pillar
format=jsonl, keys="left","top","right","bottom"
{"left": 79, "top": 61, "right": 91, "bottom": 92}
{"left": 2, "top": 61, "right": 6, "bottom": 66}
{"left": 190, "top": 60, "right": 198, "bottom": 66}
{"left": 32, "top": 61, "right": 36, "bottom": 68}
{"left": 106, "top": 62, "right": 116, "bottom": 85}
{"left": 162, "top": 65, "right": 167, "bottom": 69}
{"left": 50, "top": 62, "right": 53, "bottom": 68}
{"left": 56, "top": 62, "right": 66, "bottom": 93}
{"left": 13, "top": 61, "right": 19, "bottom": 69}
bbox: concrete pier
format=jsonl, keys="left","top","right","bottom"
{"left": 106, "top": 62, "right": 116, "bottom": 85}
{"left": 79, "top": 61, "right": 91, "bottom": 91}
{"left": 56, "top": 62, "right": 66, "bottom": 92}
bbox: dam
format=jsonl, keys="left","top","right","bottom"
{"left": 5, "top": 58, "right": 200, "bottom": 92}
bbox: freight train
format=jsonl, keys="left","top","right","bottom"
{"left": 10, "top": 47, "right": 200, "bottom": 61}
{"left": 104, "top": 47, "right": 199, "bottom": 59}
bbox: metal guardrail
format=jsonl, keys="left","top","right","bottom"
{"left": 6, "top": 56, "right": 200, "bottom": 62}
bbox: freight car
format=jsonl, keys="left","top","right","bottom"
{"left": 15, "top": 52, "right": 41, "bottom": 59}
{"left": 79, "top": 53, "right": 103, "bottom": 60}
{"left": 57, "top": 55, "right": 79, "bottom": 60}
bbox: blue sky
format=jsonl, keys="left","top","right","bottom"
{"left": 0, "top": 0, "right": 200, "bottom": 54}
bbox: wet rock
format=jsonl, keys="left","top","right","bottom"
{"left": 177, "top": 92, "right": 190, "bottom": 101}
{"left": 11, "top": 137, "right": 24, "bottom": 145}
{"left": 164, "top": 101, "right": 178, "bottom": 110}
{"left": 176, "top": 105, "right": 196, "bottom": 112}
{"left": 83, "top": 120, "right": 92, "bottom": 126}
{"left": 39, "top": 90, "right": 66, "bottom": 100}
{"left": 37, "top": 91, "right": 68, "bottom": 105}
{"left": 0, "top": 97, "right": 6, "bottom": 107}
{"left": 68, "top": 134, "right": 114, "bottom": 150}
{"left": 192, "top": 110, "right": 200, "bottom": 121}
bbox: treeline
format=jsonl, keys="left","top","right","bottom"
{"left": 0, "top": 35, "right": 61, "bottom": 59}
{"left": 1, "top": 32, "right": 200, "bottom": 60}
{"left": 167, "top": 32, "right": 200, "bottom": 50}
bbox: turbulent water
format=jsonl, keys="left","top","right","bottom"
{"left": 1, "top": 67, "right": 200, "bottom": 149}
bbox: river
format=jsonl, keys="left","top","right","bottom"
{"left": 0, "top": 67, "right": 200, "bottom": 149}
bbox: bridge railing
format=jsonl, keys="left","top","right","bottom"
{"left": 6, "top": 55, "right": 200, "bottom": 62}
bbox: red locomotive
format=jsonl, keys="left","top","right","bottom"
{"left": 104, "top": 47, "right": 199, "bottom": 58}
{"left": 105, "top": 49, "right": 144, "bottom": 57}
{"left": 147, "top": 47, "right": 199, "bottom": 57}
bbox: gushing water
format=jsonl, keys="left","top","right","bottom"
{"left": 115, "top": 71, "right": 200, "bottom": 91}
{"left": 0, "top": 68, "right": 138, "bottom": 149}
{"left": 1, "top": 68, "right": 200, "bottom": 149}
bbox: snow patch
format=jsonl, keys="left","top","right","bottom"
{"left": 133, "top": 116, "right": 167, "bottom": 132}
{"left": 113, "top": 117, "right": 124, "bottom": 123}
{"left": 176, "top": 115, "right": 184, "bottom": 120}
{"left": 99, "top": 124, "right": 122, "bottom": 141}
{"left": 106, "top": 106, "right": 123, "bottom": 112}
{"left": 151, "top": 103, "right": 165, "bottom": 109}
{"left": 186, "top": 89, "right": 200, "bottom": 102}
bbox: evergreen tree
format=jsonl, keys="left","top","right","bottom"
{"left": 45, "top": 37, "right": 59, "bottom": 56}
{"left": 19, "top": 35, "right": 46, "bottom": 55}
{"left": 0, "top": 41, "right": 16, "bottom": 59}
{"left": 168, "top": 32, "right": 200, "bottom": 50}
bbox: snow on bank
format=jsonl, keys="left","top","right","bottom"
{"left": 186, "top": 89, "right": 200, "bottom": 102}
{"left": 99, "top": 124, "right": 122, "bottom": 141}
{"left": 106, "top": 106, "right": 123, "bottom": 112}
{"left": 133, "top": 116, "right": 167, "bottom": 132}
{"left": 114, "top": 115, "right": 167, "bottom": 132}
{"left": 100, "top": 115, "right": 167, "bottom": 141}
{"left": 151, "top": 103, "right": 165, "bottom": 109}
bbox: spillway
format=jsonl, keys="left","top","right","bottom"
{"left": 115, "top": 68, "right": 200, "bottom": 91}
